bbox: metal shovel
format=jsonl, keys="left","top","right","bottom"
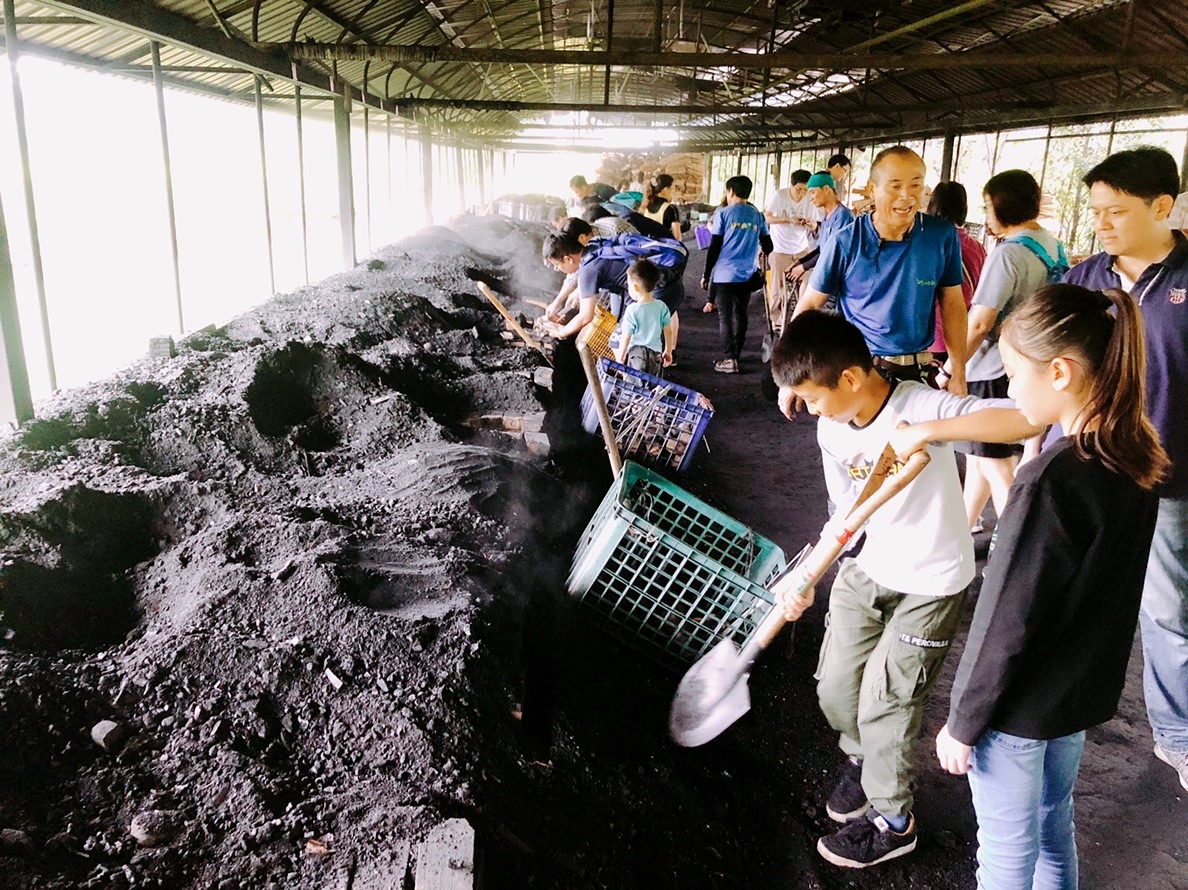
{"left": 669, "top": 442, "right": 931, "bottom": 747}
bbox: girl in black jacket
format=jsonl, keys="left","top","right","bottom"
{"left": 889, "top": 284, "right": 1169, "bottom": 889}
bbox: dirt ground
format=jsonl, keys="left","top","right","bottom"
{"left": 0, "top": 215, "right": 1184, "bottom": 889}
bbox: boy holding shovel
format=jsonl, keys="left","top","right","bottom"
{"left": 771, "top": 310, "right": 1037, "bottom": 868}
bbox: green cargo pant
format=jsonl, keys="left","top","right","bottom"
{"left": 815, "top": 559, "right": 967, "bottom": 819}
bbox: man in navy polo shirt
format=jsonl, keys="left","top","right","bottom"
{"left": 1063, "top": 146, "right": 1188, "bottom": 792}
{"left": 794, "top": 146, "right": 968, "bottom": 395}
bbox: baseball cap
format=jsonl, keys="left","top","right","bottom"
{"left": 807, "top": 172, "right": 837, "bottom": 190}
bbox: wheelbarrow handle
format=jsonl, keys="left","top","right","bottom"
{"left": 740, "top": 445, "right": 932, "bottom": 661}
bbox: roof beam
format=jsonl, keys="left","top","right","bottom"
{"left": 38, "top": 0, "right": 340, "bottom": 95}
{"left": 285, "top": 43, "right": 1188, "bottom": 71}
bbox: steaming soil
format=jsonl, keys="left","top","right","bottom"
{"left": 0, "top": 217, "right": 1183, "bottom": 890}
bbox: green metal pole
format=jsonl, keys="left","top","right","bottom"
{"left": 151, "top": 41, "right": 185, "bottom": 333}
{"left": 0, "top": 190, "right": 34, "bottom": 423}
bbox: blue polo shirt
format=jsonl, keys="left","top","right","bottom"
{"left": 1064, "top": 231, "right": 1188, "bottom": 498}
{"left": 708, "top": 202, "right": 769, "bottom": 284}
{"left": 819, "top": 203, "right": 855, "bottom": 252}
{"left": 809, "top": 212, "right": 963, "bottom": 356}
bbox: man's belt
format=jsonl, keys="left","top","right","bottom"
{"left": 874, "top": 351, "right": 934, "bottom": 367}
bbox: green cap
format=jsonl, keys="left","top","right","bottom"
{"left": 806, "top": 172, "right": 836, "bottom": 190}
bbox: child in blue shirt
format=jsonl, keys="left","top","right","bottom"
{"left": 614, "top": 259, "right": 673, "bottom": 377}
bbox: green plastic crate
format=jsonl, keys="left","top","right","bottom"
{"left": 567, "top": 461, "right": 787, "bottom": 671}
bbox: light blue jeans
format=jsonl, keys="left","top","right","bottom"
{"left": 967, "top": 730, "right": 1085, "bottom": 890}
{"left": 1140, "top": 496, "right": 1188, "bottom": 755}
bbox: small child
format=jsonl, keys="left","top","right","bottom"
{"left": 889, "top": 284, "right": 1168, "bottom": 888}
{"left": 771, "top": 309, "right": 1037, "bottom": 869}
{"left": 614, "top": 258, "right": 673, "bottom": 377}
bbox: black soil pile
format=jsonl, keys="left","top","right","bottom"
{"left": 0, "top": 216, "right": 586, "bottom": 889}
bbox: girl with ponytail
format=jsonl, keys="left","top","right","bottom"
{"left": 642, "top": 173, "right": 682, "bottom": 242}
{"left": 890, "top": 283, "right": 1169, "bottom": 889}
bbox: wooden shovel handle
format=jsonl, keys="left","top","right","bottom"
{"left": 476, "top": 282, "right": 552, "bottom": 364}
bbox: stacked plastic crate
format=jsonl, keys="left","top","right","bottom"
{"left": 567, "top": 462, "right": 787, "bottom": 671}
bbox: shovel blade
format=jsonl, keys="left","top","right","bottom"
{"left": 668, "top": 640, "right": 753, "bottom": 747}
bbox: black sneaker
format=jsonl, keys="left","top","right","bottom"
{"left": 826, "top": 757, "right": 870, "bottom": 823}
{"left": 817, "top": 811, "right": 917, "bottom": 868}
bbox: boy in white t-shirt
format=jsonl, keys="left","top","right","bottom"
{"left": 765, "top": 169, "right": 821, "bottom": 323}
{"left": 772, "top": 309, "right": 1035, "bottom": 869}
{"left": 614, "top": 259, "right": 673, "bottom": 377}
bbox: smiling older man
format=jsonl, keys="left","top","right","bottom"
{"left": 794, "top": 146, "right": 968, "bottom": 394}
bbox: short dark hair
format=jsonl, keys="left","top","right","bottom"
{"left": 569, "top": 174, "right": 589, "bottom": 190}
{"left": 790, "top": 169, "right": 812, "bottom": 186}
{"left": 559, "top": 217, "right": 593, "bottom": 241}
{"left": 983, "top": 169, "right": 1041, "bottom": 227}
{"left": 927, "top": 181, "right": 969, "bottom": 227}
{"left": 1082, "top": 147, "right": 1179, "bottom": 202}
{"left": 627, "top": 258, "right": 662, "bottom": 293}
{"left": 870, "top": 146, "right": 924, "bottom": 182}
{"left": 827, "top": 153, "right": 850, "bottom": 169}
{"left": 725, "top": 175, "right": 753, "bottom": 200}
{"left": 542, "top": 233, "right": 583, "bottom": 262}
{"left": 771, "top": 310, "right": 873, "bottom": 388}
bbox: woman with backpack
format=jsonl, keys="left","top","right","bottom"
{"left": 939, "top": 169, "right": 1070, "bottom": 539}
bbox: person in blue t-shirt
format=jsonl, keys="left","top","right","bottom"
{"left": 700, "top": 175, "right": 774, "bottom": 374}
{"left": 795, "top": 146, "right": 968, "bottom": 395}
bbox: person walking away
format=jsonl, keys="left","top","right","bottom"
{"left": 1062, "top": 146, "right": 1188, "bottom": 792}
{"left": 795, "top": 146, "right": 969, "bottom": 395}
{"left": 613, "top": 259, "right": 673, "bottom": 377}
{"left": 764, "top": 169, "right": 819, "bottom": 324}
{"left": 947, "top": 170, "right": 1063, "bottom": 537}
{"left": 772, "top": 310, "right": 1038, "bottom": 869}
{"left": 701, "top": 175, "right": 774, "bottom": 373}
{"left": 890, "top": 284, "right": 1168, "bottom": 889}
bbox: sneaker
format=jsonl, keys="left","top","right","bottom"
{"left": 1154, "top": 743, "right": 1188, "bottom": 791}
{"left": 817, "top": 810, "right": 917, "bottom": 869}
{"left": 826, "top": 757, "right": 870, "bottom": 823}
{"left": 713, "top": 358, "right": 739, "bottom": 374}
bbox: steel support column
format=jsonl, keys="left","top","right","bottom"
{"left": 477, "top": 148, "right": 487, "bottom": 210}
{"left": 940, "top": 129, "right": 956, "bottom": 182}
{"left": 294, "top": 80, "right": 309, "bottom": 284}
{"left": 4, "top": 0, "right": 55, "bottom": 390}
{"left": 1180, "top": 133, "right": 1188, "bottom": 192}
{"left": 363, "top": 104, "right": 372, "bottom": 252}
{"left": 420, "top": 127, "right": 434, "bottom": 227}
{"left": 455, "top": 144, "right": 466, "bottom": 213}
{"left": 150, "top": 41, "right": 185, "bottom": 334}
{"left": 0, "top": 192, "right": 34, "bottom": 423}
{"left": 254, "top": 75, "right": 276, "bottom": 293}
{"left": 334, "top": 87, "right": 356, "bottom": 269}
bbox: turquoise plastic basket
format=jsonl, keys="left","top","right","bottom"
{"left": 567, "top": 462, "right": 786, "bottom": 671}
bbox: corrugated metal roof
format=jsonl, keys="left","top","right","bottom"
{"left": 2, "top": 0, "right": 1185, "bottom": 148}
